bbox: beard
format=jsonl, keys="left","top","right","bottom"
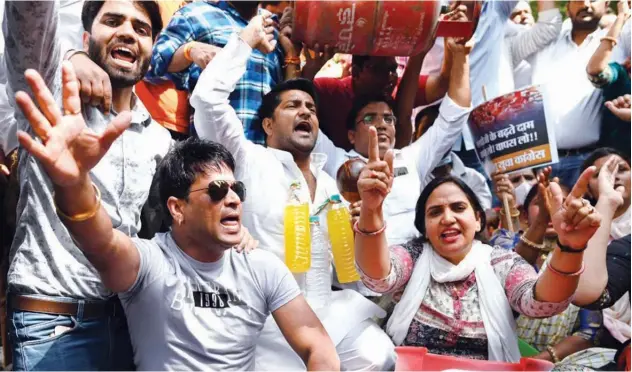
{"left": 88, "top": 37, "right": 150, "bottom": 89}
{"left": 570, "top": 12, "right": 600, "bottom": 31}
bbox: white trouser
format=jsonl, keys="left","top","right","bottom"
{"left": 337, "top": 319, "right": 397, "bottom": 371}
{"left": 255, "top": 289, "right": 396, "bottom": 371}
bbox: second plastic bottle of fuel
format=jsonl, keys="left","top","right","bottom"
{"left": 284, "top": 181, "right": 311, "bottom": 273}
{"left": 327, "top": 194, "right": 360, "bottom": 283}
{"left": 304, "top": 216, "right": 332, "bottom": 310}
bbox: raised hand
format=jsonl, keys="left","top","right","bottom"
{"left": 492, "top": 171, "right": 516, "bottom": 207}
{"left": 446, "top": 36, "right": 475, "bottom": 56}
{"left": 533, "top": 166, "right": 555, "bottom": 223}
{"left": 188, "top": 42, "right": 222, "bottom": 70}
{"left": 357, "top": 127, "right": 394, "bottom": 211}
{"left": 597, "top": 155, "right": 626, "bottom": 207}
{"left": 15, "top": 62, "right": 130, "bottom": 187}
{"left": 69, "top": 52, "right": 112, "bottom": 113}
{"left": 605, "top": 94, "right": 631, "bottom": 122}
{"left": 240, "top": 13, "right": 277, "bottom": 54}
{"left": 544, "top": 167, "right": 601, "bottom": 250}
{"left": 618, "top": 0, "right": 631, "bottom": 19}
{"left": 302, "top": 43, "right": 335, "bottom": 80}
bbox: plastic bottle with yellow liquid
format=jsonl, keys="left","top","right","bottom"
{"left": 284, "top": 181, "right": 311, "bottom": 273}
{"left": 327, "top": 194, "right": 360, "bottom": 283}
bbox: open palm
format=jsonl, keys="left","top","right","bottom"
{"left": 15, "top": 62, "right": 130, "bottom": 187}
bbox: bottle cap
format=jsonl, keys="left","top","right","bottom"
{"left": 309, "top": 216, "right": 320, "bottom": 224}
{"left": 330, "top": 194, "right": 342, "bottom": 203}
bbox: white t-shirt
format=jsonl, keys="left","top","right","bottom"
{"left": 120, "top": 232, "right": 301, "bottom": 371}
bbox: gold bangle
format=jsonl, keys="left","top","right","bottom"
{"left": 499, "top": 208, "right": 520, "bottom": 217}
{"left": 520, "top": 234, "right": 546, "bottom": 250}
{"left": 54, "top": 183, "right": 102, "bottom": 222}
{"left": 183, "top": 42, "right": 195, "bottom": 62}
{"left": 600, "top": 36, "right": 618, "bottom": 46}
{"left": 546, "top": 345, "right": 561, "bottom": 364}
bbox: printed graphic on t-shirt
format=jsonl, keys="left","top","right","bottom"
{"left": 394, "top": 167, "right": 409, "bottom": 177}
{"left": 193, "top": 291, "right": 230, "bottom": 308}
{"left": 170, "top": 280, "right": 250, "bottom": 316}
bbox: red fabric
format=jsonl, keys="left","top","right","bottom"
{"left": 314, "top": 75, "right": 430, "bottom": 151}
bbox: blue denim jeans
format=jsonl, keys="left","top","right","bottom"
{"left": 550, "top": 152, "right": 591, "bottom": 189}
{"left": 9, "top": 296, "right": 134, "bottom": 371}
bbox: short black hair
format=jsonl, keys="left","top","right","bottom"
{"left": 156, "top": 138, "right": 236, "bottom": 225}
{"left": 414, "top": 176, "right": 487, "bottom": 241}
{"left": 81, "top": 0, "right": 163, "bottom": 41}
{"left": 256, "top": 78, "right": 319, "bottom": 141}
{"left": 414, "top": 104, "right": 441, "bottom": 126}
{"left": 414, "top": 103, "right": 441, "bottom": 139}
{"left": 351, "top": 55, "right": 371, "bottom": 69}
{"left": 346, "top": 94, "right": 396, "bottom": 131}
{"left": 581, "top": 147, "right": 631, "bottom": 173}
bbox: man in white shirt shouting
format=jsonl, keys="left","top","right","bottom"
{"left": 191, "top": 13, "right": 396, "bottom": 371}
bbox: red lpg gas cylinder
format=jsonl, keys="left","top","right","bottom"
{"left": 292, "top": 1, "right": 474, "bottom": 56}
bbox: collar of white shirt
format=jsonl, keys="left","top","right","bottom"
{"left": 266, "top": 147, "right": 329, "bottom": 175}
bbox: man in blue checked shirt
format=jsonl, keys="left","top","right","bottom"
{"left": 149, "top": 1, "right": 284, "bottom": 144}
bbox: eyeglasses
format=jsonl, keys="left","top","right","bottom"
{"left": 189, "top": 180, "right": 247, "bottom": 202}
{"left": 356, "top": 113, "right": 397, "bottom": 127}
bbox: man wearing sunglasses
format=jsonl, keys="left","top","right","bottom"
{"left": 192, "top": 12, "right": 396, "bottom": 372}
{"left": 313, "top": 36, "right": 474, "bottom": 246}
{"left": 14, "top": 50, "right": 340, "bottom": 367}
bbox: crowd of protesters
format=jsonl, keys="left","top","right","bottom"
{"left": 0, "top": 0, "right": 629, "bottom": 371}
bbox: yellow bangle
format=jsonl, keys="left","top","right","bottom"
{"left": 183, "top": 42, "right": 195, "bottom": 62}
{"left": 54, "top": 183, "right": 102, "bottom": 222}
{"left": 546, "top": 345, "right": 560, "bottom": 364}
{"left": 499, "top": 208, "right": 520, "bottom": 217}
{"left": 600, "top": 36, "right": 618, "bottom": 47}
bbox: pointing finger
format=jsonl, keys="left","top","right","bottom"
{"left": 384, "top": 149, "right": 394, "bottom": 178}
{"left": 568, "top": 166, "right": 596, "bottom": 202}
{"left": 368, "top": 126, "right": 380, "bottom": 162}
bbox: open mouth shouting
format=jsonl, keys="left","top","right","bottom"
{"left": 440, "top": 227, "right": 462, "bottom": 244}
{"left": 110, "top": 45, "right": 137, "bottom": 69}
{"left": 293, "top": 120, "right": 313, "bottom": 137}
{"left": 220, "top": 211, "right": 241, "bottom": 234}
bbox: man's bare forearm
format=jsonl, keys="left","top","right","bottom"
{"left": 167, "top": 42, "right": 194, "bottom": 73}
{"left": 305, "top": 346, "right": 341, "bottom": 371}
{"left": 447, "top": 53, "right": 471, "bottom": 107}
{"left": 587, "top": 14, "right": 628, "bottom": 76}
{"left": 54, "top": 174, "right": 140, "bottom": 292}
{"left": 395, "top": 53, "right": 425, "bottom": 148}
{"left": 53, "top": 175, "right": 117, "bottom": 268}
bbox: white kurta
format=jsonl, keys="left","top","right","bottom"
{"left": 191, "top": 34, "right": 392, "bottom": 370}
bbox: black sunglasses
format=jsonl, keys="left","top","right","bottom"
{"left": 189, "top": 180, "right": 246, "bottom": 202}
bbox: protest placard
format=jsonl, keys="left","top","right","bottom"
{"left": 468, "top": 85, "right": 558, "bottom": 176}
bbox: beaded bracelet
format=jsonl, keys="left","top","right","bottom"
{"left": 353, "top": 220, "right": 387, "bottom": 236}
{"left": 54, "top": 183, "right": 102, "bottom": 222}
{"left": 547, "top": 345, "right": 561, "bottom": 364}
{"left": 520, "top": 234, "right": 546, "bottom": 250}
